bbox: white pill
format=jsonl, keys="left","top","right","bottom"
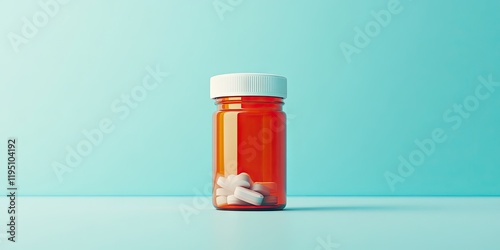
{"left": 262, "top": 195, "right": 278, "bottom": 205}
{"left": 215, "top": 188, "right": 231, "bottom": 196}
{"left": 226, "top": 174, "right": 236, "bottom": 183}
{"left": 224, "top": 174, "right": 251, "bottom": 192}
{"left": 216, "top": 176, "right": 227, "bottom": 189}
{"left": 234, "top": 187, "right": 263, "bottom": 206}
{"left": 216, "top": 196, "right": 227, "bottom": 206}
{"left": 252, "top": 182, "right": 276, "bottom": 195}
{"left": 237, "top": 172, "right": 253, "bottom": 186}
{"left": 227, "top": 179, "right": 250, "bottom": 193}
{"left": 227, "top": 195, "right": 251, "bottom": 205}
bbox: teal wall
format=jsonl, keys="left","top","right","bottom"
{"left": 0, "top": 0, "right": 499, "bottom": 196}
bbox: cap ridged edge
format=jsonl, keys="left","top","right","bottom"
{"left": 210, "top": 73, "right": 287, "bottom": 99}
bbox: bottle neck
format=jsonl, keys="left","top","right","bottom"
{"left": 215, "top": 96, "right": 284, "bottom": 111}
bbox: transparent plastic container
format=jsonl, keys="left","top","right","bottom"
{"left": 210, "top": 73, "right": 287, "bottom": 210}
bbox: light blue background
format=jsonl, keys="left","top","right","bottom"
{"left": 0, "top": 0, "right": 499, "bottom": 196}
{"left": 2, "top": 197, "right": 500, "bottom": 249}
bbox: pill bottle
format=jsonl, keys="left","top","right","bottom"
{"left": 210, "top": 73, "right": 287, "bottom": 211}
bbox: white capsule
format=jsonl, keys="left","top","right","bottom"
{"left": 226, "top": 174, "right": 236, "bottom": 183}
{"left": 227, "top": 179, "right": 250, "bottom": 193}
{"left": 215, "top": 188, "right": 231, "bottom": 196}
{"left": 216, "top": 176, "right": 227, "bottom": 189}
{"left": 237, "top": 172, "right": 253, "bottom": 186}
{"left": 216, "top": 196, "right": 227, "bottom": 206}
{"left": 262, "top": 195, "right": 278, "bottom": 205}
{"left": 234, "top": 186, "right": 263, "bottom": 206}
{"left": 227, "top": 195, "right": 251, "bottom": 205}
{"left": 223, "top": 174, "right": 250, "bottom": 193}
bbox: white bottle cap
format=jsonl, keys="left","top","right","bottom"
{"left": 210, "top": 73, "right": 287, "bottom": 99}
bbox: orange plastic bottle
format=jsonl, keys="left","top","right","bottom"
{"left": 210, "top": 73, "right": 287, "bottom": 210}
